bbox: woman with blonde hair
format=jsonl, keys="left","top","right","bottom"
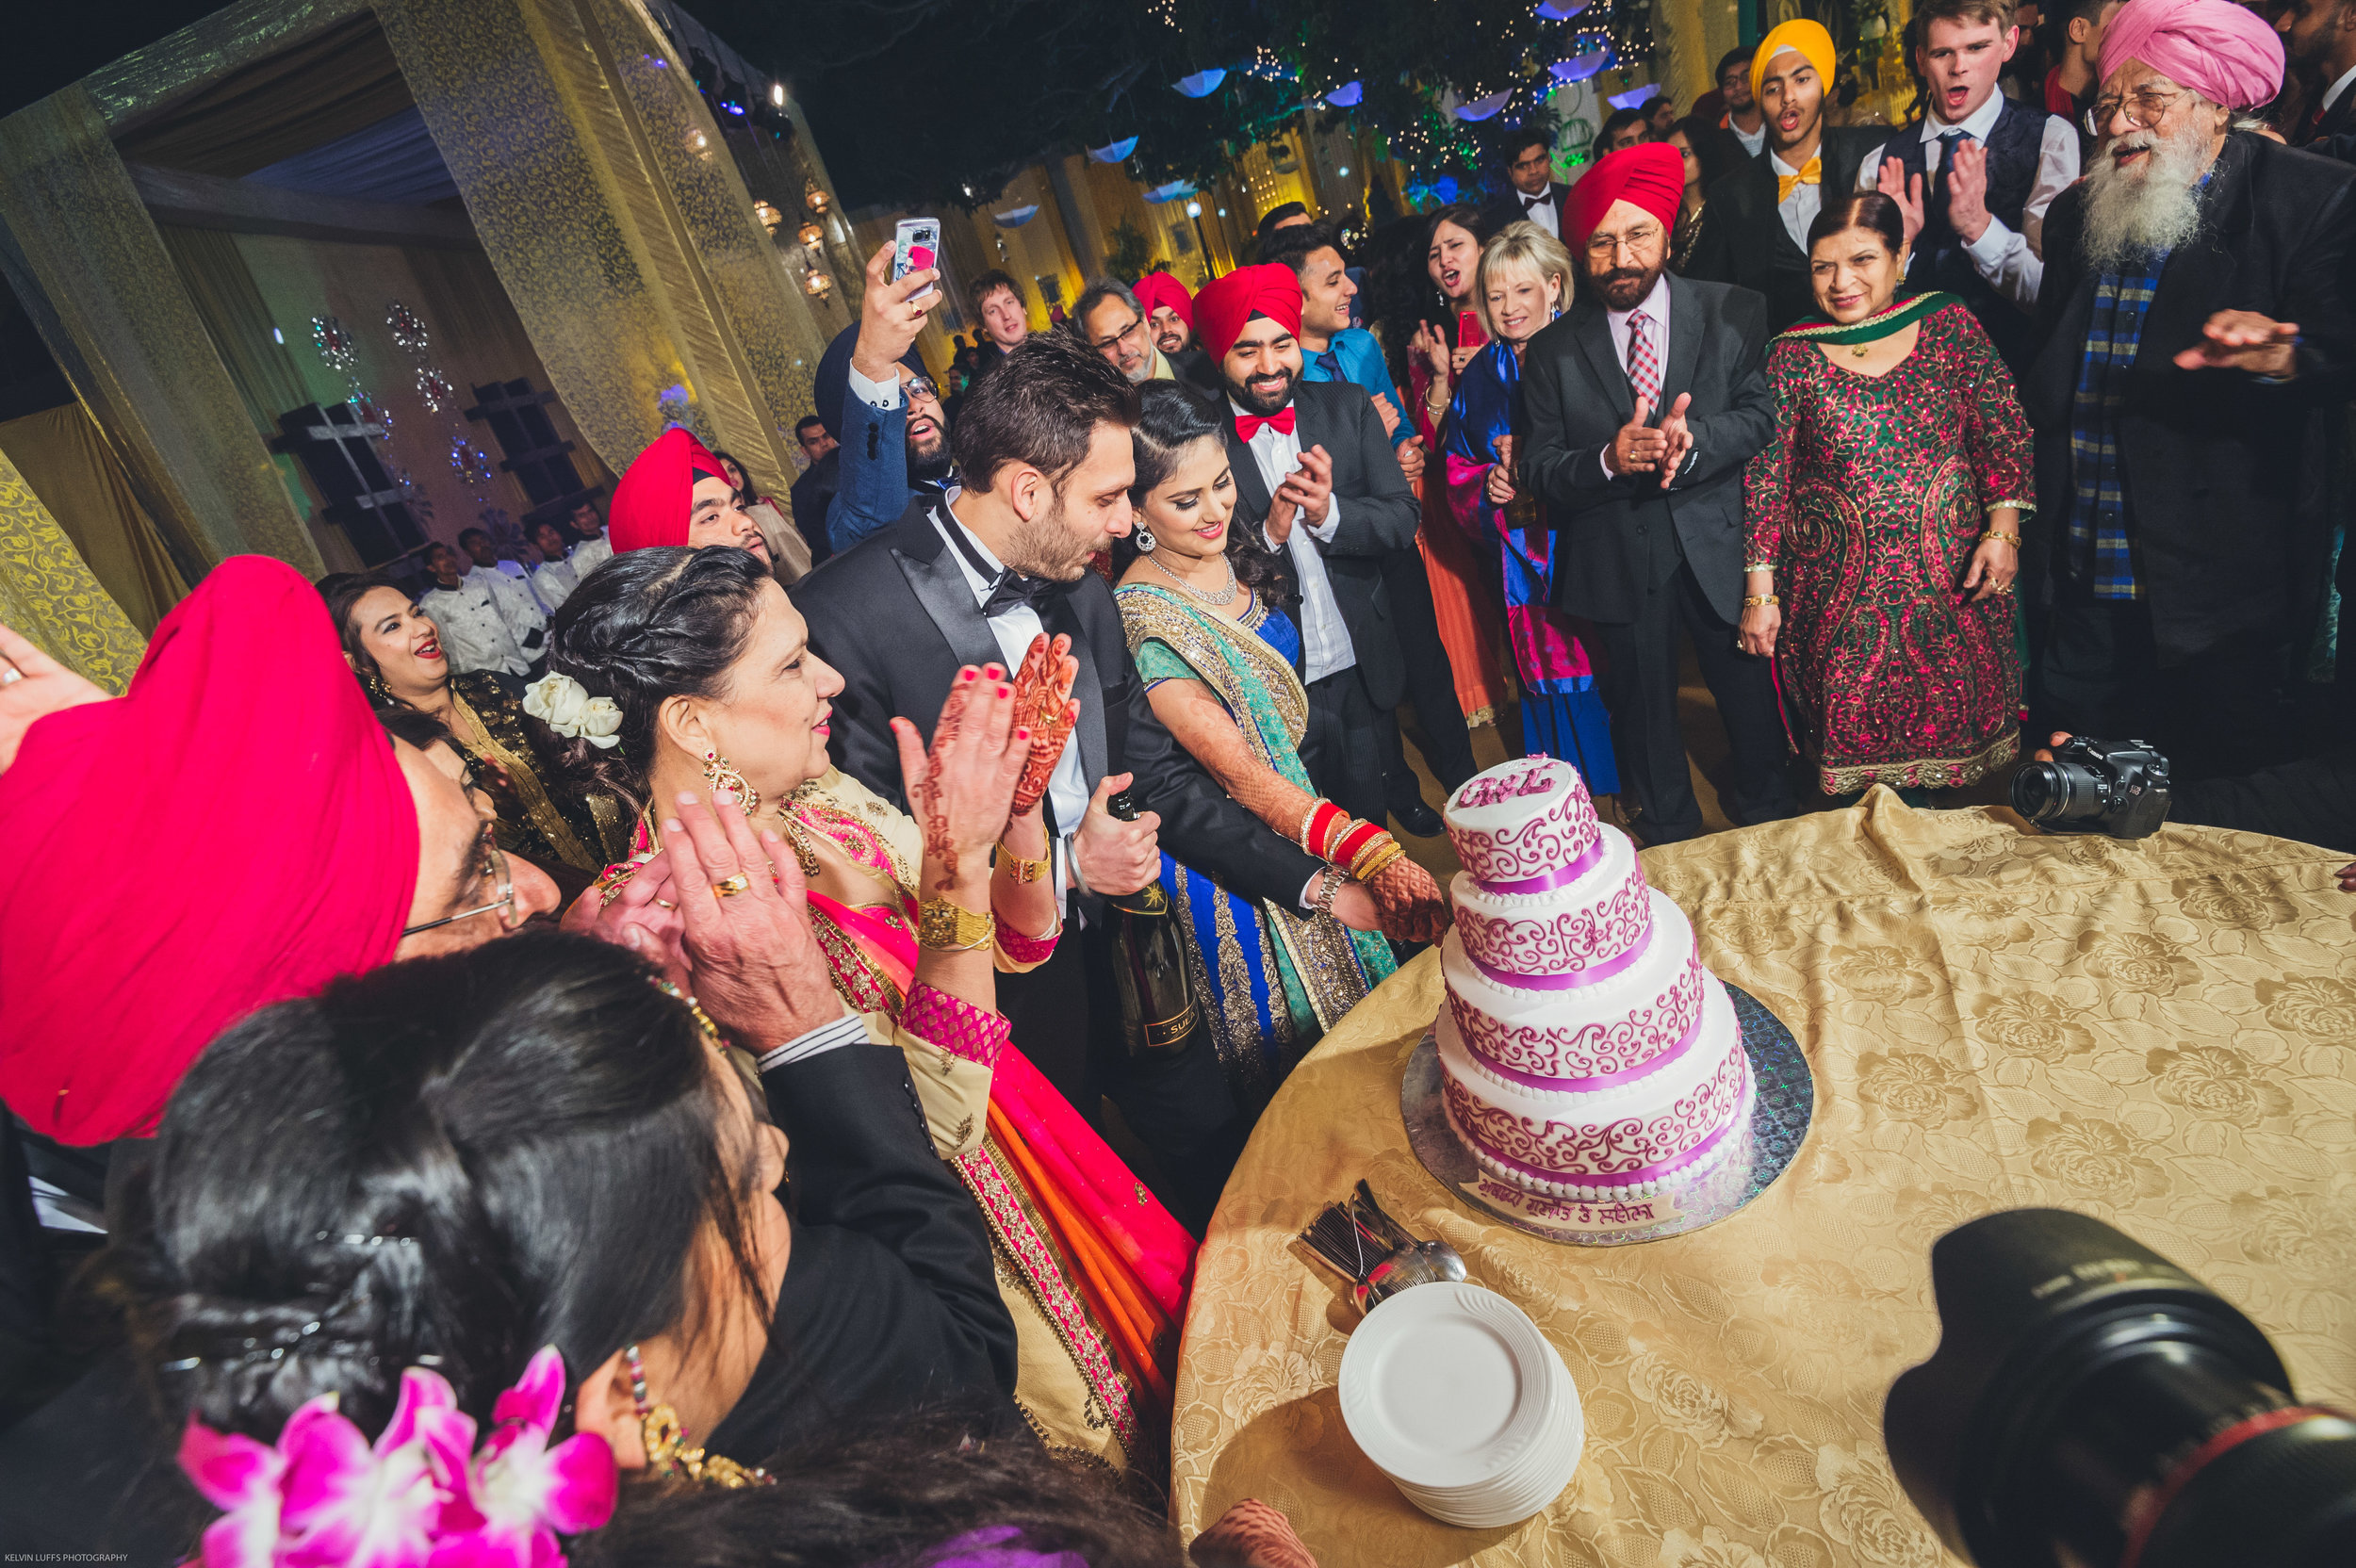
{"left": 1441, "top": 221, "right": 1618, "bottom": 785}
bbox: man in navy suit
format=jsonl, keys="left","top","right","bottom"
{"left": 1480, "top": 128, "right": 1575, "bottom": 241}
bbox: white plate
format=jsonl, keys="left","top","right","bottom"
{"left": 1338, "top": 1282, "right": 1568, "bottom": 1493}
{"left": 1399, "top": 1387, "right": 1585, "bottom": 1527}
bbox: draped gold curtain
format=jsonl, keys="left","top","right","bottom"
{"left": 0, "top": 86, "right": 314, "bottom": 577}
{"left": 155, "top": 224, "right": 316, "bottom": 437}
{"left": 0, "top": 402, "right": 188, "bottom": 633}
{"left": 376, "top": 0, "right": 811, "bottom": 485}
{"left": 0, "top": 438, "right": 150, "bottom": 691}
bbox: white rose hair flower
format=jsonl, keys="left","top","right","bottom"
{"left": 524, "top": 673, "right": 621, "bottom": 750}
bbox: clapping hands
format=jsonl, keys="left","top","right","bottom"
{"left": 1609, "top": 394, "right": 1694, "bottom": 489}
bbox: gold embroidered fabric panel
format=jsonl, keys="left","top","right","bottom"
{"left": 0, "top": 87, "right": 310, "bottom": 575}
{"left": 0, "top": 445, "right": 145, "bottom": 692}
{"left": 1170, "top": 792, "right": 2356, "bottom": 1565}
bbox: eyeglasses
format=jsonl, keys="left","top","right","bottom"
{"left": 1584, "top": 223, "right": 1663, "bottom": 261}
{"left": 907, "top": 375, "right": 941, "bottom": 401}
{"left": 401, "top": 820, "right": 515, "bottom": 937}
{"left": 2084, "top": 87, "right": 2187, "bottom": 139}
{"left": 1089, "top": 315, "right": 1147, "bottom": 353}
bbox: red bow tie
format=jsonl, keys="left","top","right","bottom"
{"left": 1235, "top": 407, "right": 1297, "bottom": 441}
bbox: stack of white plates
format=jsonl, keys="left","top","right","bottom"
{"left": 1336, "top": 1282, "right": 1583, "bottom": 1527}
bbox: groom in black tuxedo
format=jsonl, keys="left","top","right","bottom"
{"left": 1479, "top": 127, "right": 1576, "bottom": 242}
{"left": 1521, "top": 143, "right": 1792, "bottom": 844}
{"left": 793, "top": 332, "right": 1350, "bottom": 1227}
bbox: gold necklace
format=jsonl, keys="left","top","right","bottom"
{"left": 1145, "top": 548, "right": 1240, "bottom": 606}
{"left": 1849, "top": 342, "right": 1873, "bottom": 358}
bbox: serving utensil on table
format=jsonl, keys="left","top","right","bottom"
{"left": 1300, "top": 1180, "right": 1467, "bottom": 1310}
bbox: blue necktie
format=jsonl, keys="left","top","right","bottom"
{"left": 1316, "top": 349, "right": 1343, "bottom": 381}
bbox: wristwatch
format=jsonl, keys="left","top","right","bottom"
{"left": 918, "top": 896, "right": 993, "bottom": 952}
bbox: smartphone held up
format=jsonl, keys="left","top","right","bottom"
{"left": 893, "top": 218, "right": 941, "bottom": 305}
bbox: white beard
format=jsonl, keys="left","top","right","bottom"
{"left": 2080, "top": 109, "right": 2216, "bottom": 272}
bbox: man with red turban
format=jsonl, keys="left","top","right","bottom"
{"left": 2020, "top": 0, "right": 2356, "bottom": 776}
{"left": 1521, "top": 143, "right": 1792, "bottom": 846}
{"left": 608, "top": 425, "right": 771, "bottom": 562}
{"left": 1133, "top": 270, "right": 1195, "bottom": 356}
{"left": 1198, "top": 262, "right": 1422, "bottom": 831}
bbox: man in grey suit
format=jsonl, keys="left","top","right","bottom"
{"left": 1522, "top": 143, "right": 1793, "bottom": 842}
{"left": 1201, "top": 263, "right": 1422, "bottom": 827}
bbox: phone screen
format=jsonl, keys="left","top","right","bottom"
{"left": 893, "top": 219, "right": 941, "bottom": 304}
{"left": 1457, "top": 309, "right": 1489, "bottom": 350}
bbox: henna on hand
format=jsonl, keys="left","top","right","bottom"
{"left": 1368, "top": 858, "right": 1449, "bottom": 943}
{"left": 912, "top": 672, "right": 977, "bottom": 893}
{"left": 1007, "top": 632, "right": 1081, "bottom": 814}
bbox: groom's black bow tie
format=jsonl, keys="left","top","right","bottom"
{"left": 982, "top": 570, "right": 1057, "bottom": 619}
{"left": 1522, "top": 192, "right": 1550, "bottom": 209}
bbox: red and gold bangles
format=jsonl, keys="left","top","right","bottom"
{"left": 1296, "top": 797, "right": 1408, "bottom": 886}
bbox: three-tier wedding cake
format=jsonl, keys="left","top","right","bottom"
{"left": 1435, "top": 758, "right": 1753, "bottom": 1211}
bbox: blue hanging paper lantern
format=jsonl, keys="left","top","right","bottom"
{"left": 1608, "top": 85, "right": 1663, "bottom": 110}
{"left": 1454, "top": 89, "right": 1513, "bottom": 122}
{"left": 1325, "top": 80, "right": 1364, "bottom": 107}
{"left": 1549, "top": 50, "right": 1613, "bottom": 83}
{"left": 1172, "top": 69, "right": 1226, "bottom": 98}
{"left": 1535, "top": 0, "right": 1589, "bottom": 17}
{"left": 993, "top": 204, "right": 1039, "bottom": 227}
{"left": 1088, "top": 137, "right": 1139, "bottom": 163}
{"left": 1141, "top": 180, "right": 1199, "bottom": 204}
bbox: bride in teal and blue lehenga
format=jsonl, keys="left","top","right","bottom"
{"left": 1112, "top": 384, "right": 1449, "bottom": 1101}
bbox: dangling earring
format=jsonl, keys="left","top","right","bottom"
{"left": 1134, "top": 524, "right": 1159, "bottom": 553}
{"left": 702, "top": 749, "right": 761, "bottom": 816}
{"left": 624, "top": 1344, "right": 772, "bottom": 1489}
{"left": 360, "top": 664, "right": 393, "bottom": 707}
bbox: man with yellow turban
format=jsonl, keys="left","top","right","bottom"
{"left": 1686, "top": 20, "right": 1890, "bottom": 329}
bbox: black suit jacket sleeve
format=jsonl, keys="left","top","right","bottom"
{"left": 1522, "top": 333, "right": 1614, "bottom": 503}
{"left": 761, "top": 1044, "right": 1017, "bottom": 1396}
{"left": 1318, "top": 384, "right": 1422, "bottom": 557}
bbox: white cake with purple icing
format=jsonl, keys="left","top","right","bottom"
{"left": 1436, "top": 758, "right": 1753, "bottom": 1202}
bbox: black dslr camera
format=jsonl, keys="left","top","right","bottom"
{"left": 2010, "top": 736, "right": 2171, "bottom": 839}
{"left": 1885, "top": 1210, "right": 2356, "bottom": 1568}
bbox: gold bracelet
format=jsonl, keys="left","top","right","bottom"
{"left": 917, "top": 896, "right": 993, "bottom": 952}
{"left": 994, "top": 841, "right": 1051, "bottom": 884}
{"left": 1742, "top": 594, "right": 1779, "bottom": 608}
{"left": 1353, "top": 842, "right": 1408, "bottom": 884}
{"left": 1742, "top": 561, "right": 1775, "bottom": 575}
{"left": 1981, "top": 531, "right": 2021, "bottom": 547}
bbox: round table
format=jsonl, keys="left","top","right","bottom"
{"left": 1169, "top": 794, "right": 2356, "bottom": 1566}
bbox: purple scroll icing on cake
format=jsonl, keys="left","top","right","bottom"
{"left": 1442, "top": 1037, "right": 1750, "bottom": 1184}
{"left": 1454, "top": 857, "right": 1653, "bottom": 979}
{"left": 1445, "top": 759, "right": 1600, "bottom": 888}
{"left": 1448, "top": 946, "right": 1708, "bottom": 1083}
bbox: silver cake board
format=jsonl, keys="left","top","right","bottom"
{"left": 1401, "top": 983, "right": 1813, "bottom": 1246}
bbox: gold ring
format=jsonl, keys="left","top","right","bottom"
{"left": 712, "top": 874, "right": 752, "bottom": 897}
{"left": 653, "top": 898, "right": 678, "bottom": 910}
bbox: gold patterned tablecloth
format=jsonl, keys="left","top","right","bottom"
{"left": 1170, "top": 792, "right": 2356, "bottom": 1567}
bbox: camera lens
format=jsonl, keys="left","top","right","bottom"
{"left": 1886, "top": 1211, "right": 2356, "bottom": 1568}
{"left": 2010, "top": 760, "right": 2113, "bottom": 825}
{"left": 2012, "top": 762, "right": 2064, "bottom": 821}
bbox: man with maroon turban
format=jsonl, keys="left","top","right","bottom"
{"left": 1199, "top": 262, "right": 1422, "bottom": 830}
{"left": 608, "top": 425, "right": 771, "bottom": 562}
{"left": 1521, "top": 143, "right": 1792, "bottom": 844}
{"left": 2022, "top": 0, "right": 2356, "bottom": 774}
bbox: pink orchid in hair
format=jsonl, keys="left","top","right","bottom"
{"left": 456, "top": 1346, "right": 621, "bottom": 1566}
{"left": 178, "top": 1350, "right": 616, "bottom": 1568}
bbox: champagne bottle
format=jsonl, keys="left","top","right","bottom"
{"left": 1104, "top": 787, "right": 1208, "bottom": 1061}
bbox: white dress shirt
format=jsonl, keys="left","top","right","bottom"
{"left": 532, "top": 557, "right": 581, "bottom": 613}
{"left": 1595, "top": 274, "right": 1696, "bottom": 482}
{"left": 422, "top": 578, "right": 532, "bottom": 677}
{"left": 1233, "top": 400, "right": 1355, "bottom": 685}
{"left": 472, "top": 563, "right": 548, "bottom": 648}
{"left": 1728, "top": 117, "right": 1766, "bottom": 157}
{"left": 1857, "top": 90, "right": 2079, "bottom": 309}
{"left": 933, "top": 508, "right": 1089, "bottom": 905}
{"left": 2326, "top": 62, "right": 2356, "bottom": 118}
{"left": 1508, "top": 188, "right": 1561, "bottom": 238}
{"left": 1770, "top": 146, "right": 1825, "bottom": 252}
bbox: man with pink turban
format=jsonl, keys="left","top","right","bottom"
{"left": 2021, "top": 0, "right": 2356, "bottom": 776}
{"left": 1520, "top": 143, "right": 1795, "bottom": 844}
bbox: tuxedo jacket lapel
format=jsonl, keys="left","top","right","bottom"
{"left": 1223, "top": 427, "right": 1274, "bottom": 520}
{"left": 1042, "top": 594, "right": 1107, "bottom": 792}
{"left": 892, "top": 508, "right": 1003, "bottom": 675}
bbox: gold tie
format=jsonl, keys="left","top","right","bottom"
{"left": 1776, "top": 156, "right": 1823, "bottom": 204}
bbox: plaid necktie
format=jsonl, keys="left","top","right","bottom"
{"left": 1626, "top": 309, "right": 1661, "bottom": 411}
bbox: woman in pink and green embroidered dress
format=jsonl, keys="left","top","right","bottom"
{"left": 546, "top": 546, "right": 1194, "bottom": 1480}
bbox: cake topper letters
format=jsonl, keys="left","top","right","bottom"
{"left": 1455, "top": 763, "right": 1561, "bottom": 810}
